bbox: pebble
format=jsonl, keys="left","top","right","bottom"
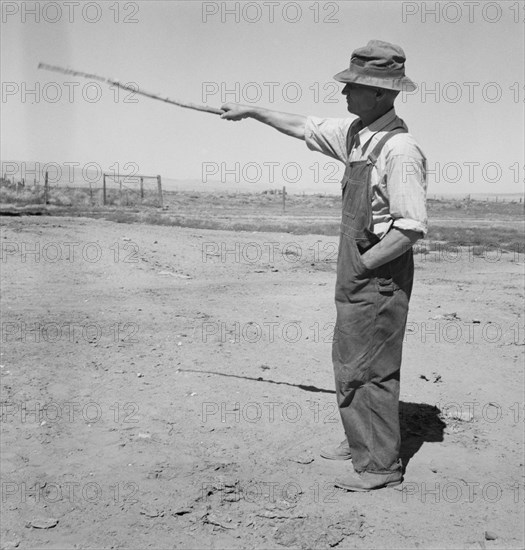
{"left": 288, "top": 452, "right": 314, "bottom": 465}
{"left": 443, "top": 410, "right": 474, "bottom": 422}
{"left": 140, "top": 507, "right": 164, "bottom": 518}
{"left": 27, "top": 517, "right": 59, "bottom": 529}
{"left": 2, "top": 539, "right": 20, "bottom": 549}
{"left": 172, "top": 504, "right": 193, "bottom": 516}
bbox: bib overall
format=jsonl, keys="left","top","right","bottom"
{"left": 333, "top": 127, "right": 414, "bottom": 474}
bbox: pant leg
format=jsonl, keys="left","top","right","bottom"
{"left": 333, "top": 251, "right": 413, "bottom": 473}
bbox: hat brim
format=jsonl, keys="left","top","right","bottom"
{"left": 333, "top": 69, "right": 417, "bottom": 92}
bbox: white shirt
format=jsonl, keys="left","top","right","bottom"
{"left": 304, "top": 108, "right": 428, "bottom": 237}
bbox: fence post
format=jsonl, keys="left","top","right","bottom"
{"left": 282, "top": 185, "right": 286, "bottom": 213}
{"left": 140, "top": 177, "right": 144, "bottom": 199}
{"left": 157, "top": 175, "right": 163, "bottom": 207}
{"left": 44, "top": 171, "right": 49, "bottom": 204}
{"left": 103, "top": 173, "right": 107, "bottom": 205}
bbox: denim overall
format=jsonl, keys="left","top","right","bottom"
{"left": 333, "top": 126, "right": 414, "bottom": 474}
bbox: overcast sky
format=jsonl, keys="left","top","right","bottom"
{"left": 2, "top": 0, "right": 524, "bottom": 195}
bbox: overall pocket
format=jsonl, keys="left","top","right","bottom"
{"left": 342, "top": 180, "right": 363, "bottom": 220}
{"left": 374, "top": 261, "right": 399, "bottom": 294}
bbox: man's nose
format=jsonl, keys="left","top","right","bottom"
{"left": 342, "top": 84, "right": 350, "bottom": 96}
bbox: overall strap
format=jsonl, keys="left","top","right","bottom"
{"left": 367, "top": 127, "right": 408, "bottom": 165}
{"left": 346, "top": 130, "right": 358, "bottom": 155}
{"left": 345, "top": 120, "right": 363, "bottom": 155}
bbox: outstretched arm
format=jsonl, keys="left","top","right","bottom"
{"left": 220, "top": 103, "right": 306, "bottom": 140}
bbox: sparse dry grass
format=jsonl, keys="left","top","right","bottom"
{"left": 0, "top": 185, "right": 46, "bottom": 205}
{"left": 1, "top": 184, "right": 523, "bottom": 252}
{"left": 0, "top": 182, "right": 162, "bottom": 209}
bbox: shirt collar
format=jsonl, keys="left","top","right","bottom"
{"left": 357, "top": 108, "right": 402, "bottom": 148}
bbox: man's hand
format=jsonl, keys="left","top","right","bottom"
{"left": 220, "top": 104, "right": 306, "bottom": 140}
{"left": 360, "top": 227, "right": 422, "bottom": 270}
{"left": 220, "top": 103, "right": 253, "bottom": 121}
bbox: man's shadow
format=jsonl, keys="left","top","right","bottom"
{"left": 177, "top": 368, "right": 445, "bottom": 468}
{"left": 399, "top": 401, "right": 446, "bottom": 470}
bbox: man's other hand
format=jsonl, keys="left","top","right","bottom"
{"left": 220, "top": 103, "right": 253, "bottom": 121}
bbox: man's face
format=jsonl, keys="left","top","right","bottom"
{"left": 341, "top": 83, "right": 380, "bottom": 116}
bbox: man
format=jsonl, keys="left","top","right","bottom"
{"left": 220, "top": 40, "right": 427, "bottom": 491}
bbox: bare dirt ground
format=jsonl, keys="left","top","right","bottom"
{"left": 1, "top": 214, "right": 524, "bottom": 550}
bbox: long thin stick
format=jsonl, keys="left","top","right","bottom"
{"left": 37, "top": 62, "right": 224, "bottom": 115}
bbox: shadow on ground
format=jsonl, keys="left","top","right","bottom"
{"left": 179, "top": 368, "right": 446, "bottom": 469}
{"left": 399, "top": 402, "right": 446, "bottom": 470}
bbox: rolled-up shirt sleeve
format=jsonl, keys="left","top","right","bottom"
{"left": 304, "top": 116, "right": 352, "bottom": 164}
{"left": 386, "top": 151, "right": 428, "bottom": 236}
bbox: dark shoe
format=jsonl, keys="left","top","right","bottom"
{"left": 320, "top": 439, "right": 352, "bottom": 460}
{"left": 334, "top": 470, "right": 403, "bottom": 492}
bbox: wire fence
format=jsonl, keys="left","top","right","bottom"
{"left": 0, "top": 166, "right": 163, "bottom": 208}
{"left": 427, "top": 193, "right": 523, "bottom": 203}
{"left": 101, "top": 173, "right": 162, "bottom": 207}
{"left": 0, "top": 162, "right": 523, "bottom": 206}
